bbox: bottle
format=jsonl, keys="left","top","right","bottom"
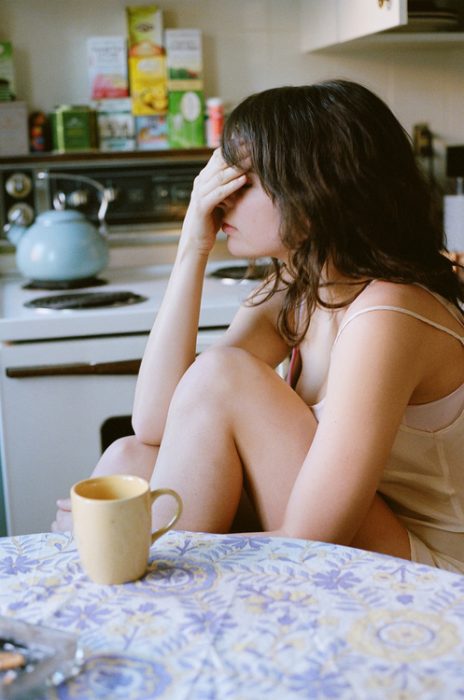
{"left": 206, "top": 97, "right": 224, "bottom": 148}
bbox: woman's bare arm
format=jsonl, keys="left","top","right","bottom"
{"left": 131, "top": 150, "right": 248, "bottom": 443}
{"left": 277, "top": 308, "right": 436, "bottom": 544}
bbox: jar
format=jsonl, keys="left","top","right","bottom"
{"left": 206, "top": 97, "right": 224, "bottom": 148}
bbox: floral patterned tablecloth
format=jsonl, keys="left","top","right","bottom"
{"left": 0, "top": 530, "right": 464, "bottom": 699}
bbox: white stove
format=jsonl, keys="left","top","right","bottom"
{"left": 0, "top": 261, "right": 256, "bottom": 342}
{"left": 0, "top": 261, "right": 261, "bottom": 536}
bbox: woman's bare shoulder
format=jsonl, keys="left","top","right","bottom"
{"left": 350, "top": 280, "right": 426, "bottom": 307}
{"left": 349, "top": 280, "right": 456, "bottom": 319}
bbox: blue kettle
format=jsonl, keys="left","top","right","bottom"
{"left": 5, "top": 172, "right": 112, "bottom": 283}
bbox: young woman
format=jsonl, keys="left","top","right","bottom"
{"left": 54, "top": 80, "right": 464, "bottom": 573}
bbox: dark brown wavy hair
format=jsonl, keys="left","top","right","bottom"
{"left": 222, "top": 80, "right": 463, "bottom": 345}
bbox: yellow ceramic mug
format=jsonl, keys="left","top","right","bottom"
{"left": 71, "top": 475, "right": 182, "bottom": 585}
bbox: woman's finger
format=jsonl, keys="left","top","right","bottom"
{"left": 198, "top": 149, "right": 246, "bottom": 190}
{"left": 56, "top": 498, "right": 72, "bottom": 511}
{"left": 51, "top": 509, "right": 73, "bottom": 532}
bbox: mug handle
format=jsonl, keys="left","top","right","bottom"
{"left": 150, "top": 488, "right": 183, "bottom": 542}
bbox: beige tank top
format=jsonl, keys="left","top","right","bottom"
{"left": 319, "top": 288, "right": 464, "bottom": 571}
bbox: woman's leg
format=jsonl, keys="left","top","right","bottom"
{"left": 149, "top": 346, "right": 411, "bottom": 560}
{"left": 150, "top": 346, "right": 318, "bottom": 532}
{"left": 92, "top": 435, "right": 159, "bottom": 480}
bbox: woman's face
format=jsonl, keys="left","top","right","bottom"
{"left": 218, "top": 170, "right": 288, "bottom": 262}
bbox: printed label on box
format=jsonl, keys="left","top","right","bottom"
{"left": 166, "top": 29, "right": 203, "bottom": 84}
{"left": 126, "top": 4, "right": 164, "bottom": 56}
{"left": 135, "top": 115, "right": 168, "bottom": 150}
{"left": 87, "top": 37, "right": 129, "bottom": 100}
{"left": 129, "top": 55, "right": 168, "bottom": 115}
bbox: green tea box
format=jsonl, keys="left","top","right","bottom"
{"left": 166, "top": 29, "right": 203, "bottom": 92}
{"left": 167, "top": 90, "right": 205, "bottom": 148}
{"left": 51, "top": 105, "right": 98, "bottom": 152}
{"left": 0, "top": 41, "right": 16, "bottom": 100}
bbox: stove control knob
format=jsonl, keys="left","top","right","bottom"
{"left": 5, "top": 172, "right": 32, "bottom": 199}
{"left": 67, "top": 189, "right": 88, "bottom": 207}
{"left": 104, "top": 187, "right": 117, "bottom": 202}
{"left": 7, "top": 202, "right": 35, "bottom": 226}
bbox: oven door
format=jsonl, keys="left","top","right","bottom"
{"left": 0, "top": 329, "right": 223, "bottom": 535}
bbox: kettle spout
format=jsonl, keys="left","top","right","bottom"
{"left": 4, "top": 223, "right": 26, "bottom": 248}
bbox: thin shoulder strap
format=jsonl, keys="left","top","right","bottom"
{"left": 335, "top": 305, "right": 464, "bottom": 345}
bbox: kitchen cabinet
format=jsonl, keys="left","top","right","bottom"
{"left": 301, "top": 0, "right": 464, "bottom": 52}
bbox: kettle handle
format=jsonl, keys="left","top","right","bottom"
{"left": 37, "top": 171, "right": 115, "bottom": 235}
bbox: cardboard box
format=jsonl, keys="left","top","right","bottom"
{"left": 126, "top": 4, "right": 167, "bottom": 116}
{"left": 166, "top": 29, "right": 203, "bottom": 92}
{"left": 0, "top": 101, "right": 28, "bottom": 155}
{"left": 51, "top": 105, "right": 98, "bottom": 152}
{"left": 167, "top": 90, "right": 205, "bottom": 149}
{"left": 0, "top": 41, "right": 16, "bottom": 100}
{"left": 128, "top": 55, "right": 168, "bottom": 115}
{"left": 87, "top": 36, "right": 129, "bottom": 100}
{"left": 135, "top": 115, "right": 168, "bottom": 150}
{"left": 92, "top": 98, "right": 135, "bottom": 151}
{"left": 126, "top": 4, "right": 163, "bottom": 55}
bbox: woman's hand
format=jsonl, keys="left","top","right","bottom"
{"left": 181, "top": 148, "right": 248, "bottom": 255}
{"left": 51, "top": 498, "right": 73, "bottom": 533}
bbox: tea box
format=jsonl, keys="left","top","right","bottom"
{"left": 126, "top": 4, "right": 167, "bottom": 116}
{"left": 50, "top": 105, "right": 98, "bottom": 152}
{"left": 165, "top": 29, "right": 203, "bottom": 92}
{"left": 92, "top": 99, "right": 135, "bottom": 151}
{"left": 87, "top": 36, "right": 129, "bottom": 100}
{"left": 128, "top": 55, "right": 168, "bottom": 115}
{"left": 135, "top": 115, "right": 168, "bottom": 150}
{"left": 167, "top": 90, "right": 205, "bottom": 149}
{"left": 0, "top": 41, "right": 16, "bottom": 101}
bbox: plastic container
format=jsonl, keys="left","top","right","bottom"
{"left": 206, "top": 97, "right": 224, "bottom": 148}
{"left": 0, "top": 616, "right": 83, "bottom": 698}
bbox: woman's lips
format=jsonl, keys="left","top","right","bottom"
{"left": 221, "top": 222, "right": 236, "bottom": 233}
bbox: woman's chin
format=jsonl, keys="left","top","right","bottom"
{"left": 226, "top": 239, "right": 247, "bottom": 257}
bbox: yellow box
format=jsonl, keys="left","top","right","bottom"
{"left": 129, "top": 55, "right": 167, "bottom": 115}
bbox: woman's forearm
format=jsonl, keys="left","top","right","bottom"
{"left": 132, "top": 240, "right": 209, "bottom": 442}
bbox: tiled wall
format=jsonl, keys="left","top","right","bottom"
{"left": 1, "top": 0, "right": 464, "bottom": 175}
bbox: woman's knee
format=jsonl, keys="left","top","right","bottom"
{"left": 96, "top": 435, "right": 159, "bottom": 479}
{"left": 172, "top": 346, "right": 271, "bottom": 410}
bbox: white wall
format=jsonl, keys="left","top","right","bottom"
{"left": 1, "top": 0, "right": 464, "bottom": 169}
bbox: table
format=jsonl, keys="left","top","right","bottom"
{"left": 1, "top": 531, "right": 464, "bottom": 699}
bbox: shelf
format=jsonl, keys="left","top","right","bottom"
{"left": 0, "top": 148, "right": 214, "bottom": 169}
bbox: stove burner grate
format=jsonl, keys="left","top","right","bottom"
{"left": 210, "top": 264, "right": 271, "bottom": 281}
{"left": 23, "top": 277, "right": 108, "bottom": 291}
{"left": 25, "top": 291, "right": 148, "bottom": 310}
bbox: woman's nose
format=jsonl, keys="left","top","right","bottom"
{"left": 217, "top": 192, "right": 237, "bottom": 211}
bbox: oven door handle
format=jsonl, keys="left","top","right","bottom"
{"left": 5, "top": 359, "right": 142, "bottom": 378}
